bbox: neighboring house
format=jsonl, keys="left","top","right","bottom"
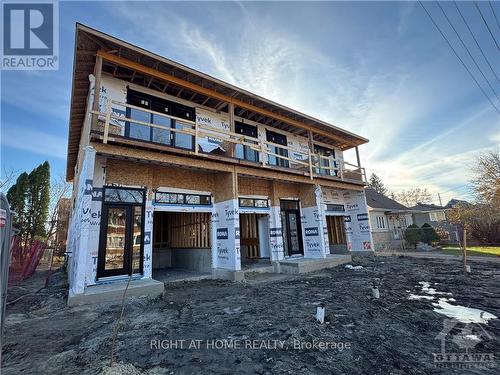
{"left": 365, "top": 188, "right": 413, "bottom": 251}
{"left": 409, "top": 203, "right": 449, "bottom": 226}
{"left": 65, "top": 24, "right": 374, "bottom": 305}
{"left": 445, "top": 198, "right": 471, "bottom": 209}
{"left": 409, "top": 203, "right": 458, "bottom": 242}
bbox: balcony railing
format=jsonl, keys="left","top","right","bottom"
{"left": 90, "top": 100, "right": 366, "bottom": 184}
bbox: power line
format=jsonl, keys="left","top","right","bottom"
{"left": 437, "top": 2, "right": 500, "bottom": 105}
{"left": 418, "top": 1, "right": 500, "bottom": 114}
{"left": 454, "top": 1, "right": 500, "bottom": 87}
{"left": 488, "top": 1, "right": 500, "bottom": 33}
{"left": 474, "top": 1, "right": 500, "bottom": 52}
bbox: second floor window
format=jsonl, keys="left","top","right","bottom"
{"left": 125, "top": 89, "right": 194, "bottom": 150}
{"left": 266, "top": 130, "right": 288, "bottom": 168}
{"left": 314, "top": 145, "right": 336, "bottom": 176}
{"left": 235, "top": 122, "right": 259, "bottom": 162}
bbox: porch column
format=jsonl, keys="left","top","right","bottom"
{"left": 343, "top": 189, "right": 374, "bottom": 252}
{"left": 68, "top": 146, "right": 96, "bottom": 297}
{"left": 298, "top": 184, "right": 328, "bottom": 259}
{"left": 269, "top": 182, "right": 285, "bottom": 262}
{"left": 84, "top": 155, "right": 106, "bottom": 286}
{"left": 143, "top": 190, "right": 154, "bottom": 279}
{"left": 212, "top": 170, "right": 242, "bottom": 276}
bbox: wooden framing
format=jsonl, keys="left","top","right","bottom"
{"left": 91, "top": 55, "right": 102, "bottom": 129}
{"left": 67, "top": 25, "right": 369, "bottom": 181}
{"left": 96, "top": 50, "right": 360, "bottom": 147}
{"left": 240, "top": 213, "right": 264, "bottom": 259}
{"left": 326, "top": 216, "right": 346, "bottom": 245}
{"left": 95, "top": 99, "right": 364, "bottom": 182}
{"left": 156, "top": 212, "right": 211, "bottom": 249}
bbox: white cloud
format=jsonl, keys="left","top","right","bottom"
{"left": 111, "top": 2, "right": 498, "bottom": 204}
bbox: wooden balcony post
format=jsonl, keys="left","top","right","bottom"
{"left": 308, "top": 130, "right": 314, "bottom": 179}
{"left": 103, "top": 99, "right": 111, "bottom": 144}
{"left": 355, "top": 146, "right": 361, "bottom": 167}
{"left": 308, "top": 149, "right": 314, "bottom": 180}
{"left": 91, "top": 55, "right": 103, "bottom": 131}
{"left": 194, "top": 120, "right": 199, "bottom": 155}
{"left": 228, "top": 102, "right": 235, "bottom": 157}
{"left": 260, "top": 140, "right": 266, "bottom": 166}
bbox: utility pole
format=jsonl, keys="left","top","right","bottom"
{"left": 438, "top": 192, "right": 443, "bottom": 207}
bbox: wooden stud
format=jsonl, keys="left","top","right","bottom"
{"left": 91, "top": 55, "right": 103, "bottom": 130}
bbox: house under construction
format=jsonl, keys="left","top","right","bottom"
{"left": 66, "top": 24, "right": 374, "bottom": 305}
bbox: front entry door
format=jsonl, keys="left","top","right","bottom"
{"left": 280, "top": 200, "right": 303, "bottom": 256}
{"left": 98, "top": 187, "right": 145, "bottom": 278}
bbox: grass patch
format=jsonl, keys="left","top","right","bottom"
{"left": 440, "top": 246, "right": 500, "bottom": 257}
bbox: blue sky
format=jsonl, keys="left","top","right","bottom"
{"left": 1, "top": 1, "right": 499, "bottom": 205}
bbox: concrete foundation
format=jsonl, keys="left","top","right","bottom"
{"left": 277, "top": 254, "right": 352, "bottom": 274}
{"left": 212, "top": 268, "right": 245, "bottom": 281}
{"left": 67, "top": 278, "right": 164, "bottom": 306}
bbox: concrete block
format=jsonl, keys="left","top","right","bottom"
{"left": 278, "top": 254, "right": 352, "bottom": 274}
{"left": 68, "top": 278, "right": 164, "bottom": 307}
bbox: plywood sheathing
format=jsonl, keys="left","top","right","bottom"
{"left": 92, "top": 142, "right": 364, "bottom": 191}
{"left": 106, "top": 159, "right": 217, "bottom": 192}
{"left": 297, "top": 184, "right": 318, "bottom": 208}
{"left": 270, "top": 181, "right": 300, "bottom": 206}
{"left": 238, "top": 176, "right": 271, "bottom": 196}
{"left": 106, "top": 159, "right": 153, "bottom": 187}
{"left": 152, "top": 167, "right": 216, "bottom": 192}
{"left": 214, "top": 170, "right": 238, "bottom": 203}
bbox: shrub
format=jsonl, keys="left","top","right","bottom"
{"left": 421, "top": 223, "right": 440, "bottom": 244}
{"left": 405, "top": 224, "right": 422, "bottom": 246}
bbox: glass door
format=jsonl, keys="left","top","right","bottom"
{"left": 97, "top": 187, "right": 145, "bottom": 278}
{"left": 98, "top": 205, "right": 131, "bottom": 277}
{"left": 280, "top": 200, "right": 303, "bottom": 256}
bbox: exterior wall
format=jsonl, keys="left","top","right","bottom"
{"left": 322, "top": 187, "right": 374, "bottom": 252}
{"left": 413, "top": 212, "right": 432, "bottom": 227}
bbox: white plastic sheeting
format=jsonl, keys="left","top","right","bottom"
{"left": 212, "top": 199, "right": 241, "bottom": 270}
{"left": 269, "top": 206, "right": 285, "bottom": 262}
{"left": 67, "top": 146, "right": 96, "bottom": 296}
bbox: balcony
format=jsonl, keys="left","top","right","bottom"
{"left": 89, "top": 100, "right": 366, "bottom": 184}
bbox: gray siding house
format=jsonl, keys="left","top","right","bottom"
{"left": 365, "top": 188, "right": 413, "bottom": 251}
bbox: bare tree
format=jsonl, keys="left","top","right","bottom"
{"left": 46, "top": 176, "right": 72, "bottom": 242}
{"left": 394, "top": 188, "right": 433, "bottom": 207}
{"left": 448, "top": 149, "right": 500, "bottom": 244}
{"left": 0, "top": 168, "right": 17, "bottom": 192}
{"left": 470, "top": 149, "right": 500, "bottom": 204}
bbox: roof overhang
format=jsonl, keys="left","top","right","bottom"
{"left": 67, "top": 23, "right": 369, "bottom": 181}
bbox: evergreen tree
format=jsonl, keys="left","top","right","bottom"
{"left": 7, "top": 172, "right": 29, "bottom": 241}
{"left": 6, "top": 162, "right": 51, "bottom": 241}
{"left": 421, "top": 223, "right": 440, "bottom": 244}
{"left": 368, "top": 173, "right": 388, "bottom": 195}
{"left": 28, "top": 161, "right": 50, "bottom": 239}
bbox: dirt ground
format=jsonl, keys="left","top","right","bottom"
{"left": 2, "top": 256, "right": 499, "bottom": 374}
